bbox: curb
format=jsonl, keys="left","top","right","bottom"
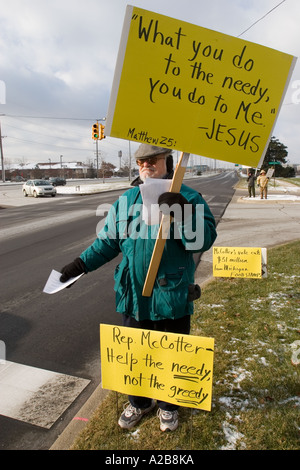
{"left": 56, "top": 184, "right": 131, "bottom": 197}
{"left": 50, "top": 385, "right": 109, "bottom": 450}
{"left": 238, "top": 196, "right": 300, "bottom": 204}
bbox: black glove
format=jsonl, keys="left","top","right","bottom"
{"left": 158, "top": 192, "right": 194, "bottom": 221}
{"left": 60, "top": 257, "right": 87, "bottom": 283}
{"left": 188, "top": 284, "right": 201, "bottom": 301}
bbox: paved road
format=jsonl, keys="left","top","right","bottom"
{"left": 0, "top": 171, "right": 238, "bottom": 449}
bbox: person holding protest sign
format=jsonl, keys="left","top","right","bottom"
{"left": 60, "top": 144, "right": 217, "bottom": 432}
{"left": 257, "top": 169, "right": 269, "bottom": 199}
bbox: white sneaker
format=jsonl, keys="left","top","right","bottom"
{"left": 118, "top": 400, "right": 155, "bottom": 429}
{"left": 157, "top": 409, "right": 179, "bottom": 431}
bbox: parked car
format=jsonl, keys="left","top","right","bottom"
{"left": 22, "top": 180, "right": 56, "bottom": 197}
{"left": 12, "top": 176, "right": 26, "bottom": 182}
{"left": 49, "top": 177, "right": 66, "bottom": 186}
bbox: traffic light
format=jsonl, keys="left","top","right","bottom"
{"left": 99, "top": 124, "right": 105, "bottom": 140}
{"left": 92, "top": 123, "right": 99, "bottom": 140}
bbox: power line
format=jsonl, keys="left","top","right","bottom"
{"left": 238, "top": 0, "right": 287, "bottom": 37}
{"left": 3, "top": 112, "right": 132, "bottom": 152}
{"left": 2, "top": 114, "right": 101, "bottom": 121}
{"left": 8, "top": 135, "right": 92, "bottom": 152}
{"left": 4, "top": 119, "right": 90, "bottom": 141}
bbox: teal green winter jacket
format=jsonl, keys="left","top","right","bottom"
{"left": 80, "top": 184, "right": 216, "bottom": 321}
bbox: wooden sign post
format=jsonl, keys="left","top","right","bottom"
{"left": 142, "top": 152, "right": 189, "bottom": 297}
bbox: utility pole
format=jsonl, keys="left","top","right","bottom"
{"left": 92, "top": 119, "right": 106, "bottom": 180}
{"left": 128, "top": 141, "right": 132, "bottom": 181}
{"left": 0, "top": 121, "right": 5, "bottom": 182}
{"left": 96, "top": 128, "right": 99, "bottom": 178}
{"left": 118, "top": 150, "right": 122, "bottom": 173}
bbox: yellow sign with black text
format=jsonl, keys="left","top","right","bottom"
{"left": 106, "top": 5, "right": 296, "bottom": 167}
{"left": 100, "top": 324, "right": 214, "bottom": 411}
{"left": 213, "top": 246, "right": 266, "bottom": 278}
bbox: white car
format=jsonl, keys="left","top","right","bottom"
{"left": 22, "top": 179, "right": 57, "bottom": 198}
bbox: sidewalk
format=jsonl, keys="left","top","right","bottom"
{"left": 195, "top": 186, "right": 300, "bottom": 287}
{"left": 50, "top": 180, "right": 300, "bottom": 450}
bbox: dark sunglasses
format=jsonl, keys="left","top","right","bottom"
{"left": 136, "top": 156, "right": 165, "bottom": 166}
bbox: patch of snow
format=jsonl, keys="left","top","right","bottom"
{"left": 259, "top": 357, "right": 268, "bottom": 366}
{"left": 220, "top": 413, "right": 246, "bottom": 450}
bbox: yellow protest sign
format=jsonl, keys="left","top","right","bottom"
{"left": 105, "top": 6, "right": 296, "bottom": 168}
{"left": 213, "top": 246, "right": 267, "bottom": 278}
{"left": 100, "top": 324, "right": 214, "bottom": 411}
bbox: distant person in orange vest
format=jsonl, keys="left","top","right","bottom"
{"left": 257, "top": 170, "right": 269, "bottom": 199}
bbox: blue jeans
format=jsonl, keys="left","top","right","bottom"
{"left": 122, "top": 314, "right": 191, "bottom": 411}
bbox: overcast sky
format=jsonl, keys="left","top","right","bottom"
{"left": 0, "top": 0, "right": 299, "bottom": 169}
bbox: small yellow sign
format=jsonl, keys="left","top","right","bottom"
{"left": 106, "top": 6, "right": 296, "bottom": 168}
{"left": 100, "top": 324, "right": 214, "bottom": 411}
{"left": 213, "top": 246, "right": 263, "bottom": 278}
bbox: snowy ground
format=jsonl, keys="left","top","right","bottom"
{"left": 55, "top": 181, "right": 131, "bottom": 195}
{"left": 239, "top": 179, "right": 300, "bottom": 202}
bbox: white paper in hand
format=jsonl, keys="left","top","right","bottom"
{"left": 139, "top": 178, "right": 171, "bottom": 225}
{"left": 43, "top": 269, "right": 84, "bottom": 294}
